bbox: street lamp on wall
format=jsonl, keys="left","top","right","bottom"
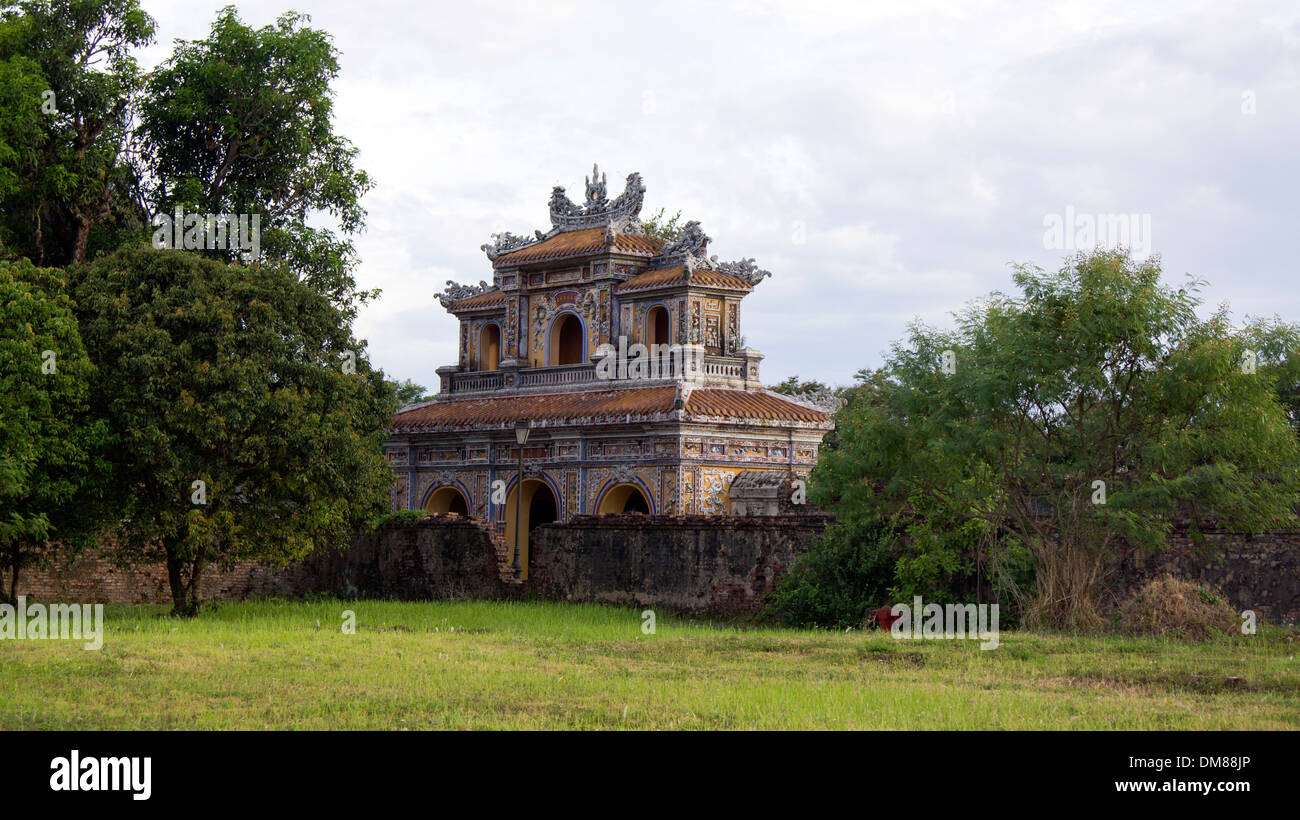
{"left": 513, "top": 419, "right": 531, "bottom": 578}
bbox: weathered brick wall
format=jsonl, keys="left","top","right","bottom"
{"left": 16, "top": 552, "right": 314, "bottom": 604}
{"left": 529, "top": 514, "right": 832, "bottom": 615}
{"left": 16, "top": 518, "right": 505, "bottom": 604}
{"left": 1107, "top": 531, "right": 1300, "bottom": 624}
{"left": 15, "top": 517, "right": 1297, "bottom": 623}
{"left": 317, "top": 519, "right": 506, "bottom": 600}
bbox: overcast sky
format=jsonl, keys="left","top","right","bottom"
{"left": 139, "top": 0, "right": 1299, "bottom": 389}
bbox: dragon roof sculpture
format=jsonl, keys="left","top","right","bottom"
{"left": 480, "top": 163, "right": 647, "bottom": 262}
{"left": 468, "top": 165, "right": 772, "bottom": 288}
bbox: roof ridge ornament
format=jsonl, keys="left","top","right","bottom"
{"left": 654, "top": 220, "right": 711, "bottom": 271}
{"left": 476, "top": 168, "right": 770, "bottom": 284}
{"left": 548, "top": 164, "right": 646, "bottom": 232}
{"left": 438, "top": 279, "right": 494, "bottom": 308}
{"left": 585, "top": 163, "right": 607, "bottom": 207}
{"left": 767, "top": 387, "right": 841, "bottom": 413}
{"left": 649, "top": 222, "right": 773, "bottom": 285}
{"left": 480, "top": 231, "right": 541, "bottom": 262}
{"left": 712, "top": 256, "right": 772, "bottom": 285}
{"left": 677, "top": 382, "right": 695, "bottom": 410}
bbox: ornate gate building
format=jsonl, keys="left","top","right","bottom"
{"left": 384, "top": 166, "right": 832, "bottom": 575}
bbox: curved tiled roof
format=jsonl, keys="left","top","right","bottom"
{"left": 392, "top": 386, "right": 676, "bottom": 431}
{"left": 390, "top": 386, "right": 829, "bottom": 432}
{"left": 614, "top": 266, "right": 754, "bottom": 294}
{"left": 687, "top": 390, "right": 828, "bottom": 423}
{"left": 447, "top": 289, "right": 508, "bottom": 310}
{"left": 494, "top": 228, "right": 662, "bottom": 266}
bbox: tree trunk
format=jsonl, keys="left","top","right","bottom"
{"left": 165, "top": 543, "right": 207, "bottom": 617}
{"left": 165, "top": 543, "right": 195, "bottom": 613}
{"left": 32, "top": 205, "right": 43, "bottom": 268}
{"left": 70, "top": 215, "right": 92, "bottom": 265}
{"left": 165, "top": 553, "right": 189, "bottom": 616}
{"left": 187, "top": 555, "right": 206, "bottom": 615}
{"left": 2, "top": 546, "right": 19, "bottom": 603}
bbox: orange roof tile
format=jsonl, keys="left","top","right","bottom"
{"left": 614, "top": 266, "right": 754, "bottom": 294}
{"left": 687, "top": 390, "right": 829, "bottom": 423}
{"left": 392, "top": 386, "right": 677, "bottom": 431}
{"left": 390, "top": 385, "right": 829, "bottom": 432}
{"left": 494, "top": 228, "right": 662, "bottom": 266}
{"left": 447, "top": 289, "right": 508, "bottom": 311}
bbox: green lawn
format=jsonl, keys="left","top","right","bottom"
{"left": 2, "top": 598, "right": 1296, "bottom": 729}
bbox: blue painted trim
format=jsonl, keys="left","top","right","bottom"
{"left": 477, "top": 320, "right": 503, "bottom": 370}
{"left": 418, "top": 479, "right": 472, "bottom": 511}
{"left": 594, "top": 476, "right": 656, "bottom": 514}
{"left": 639, "top": 301, "right": 672, "bottom": 346}
{"left": 503, "top": 470, "right": 565, "bottom": 519}
{"left": 545, "top": 309, "right": 588, "bottom": 365}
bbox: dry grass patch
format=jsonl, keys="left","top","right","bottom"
{"left": 1118, "top": 574, "right": 1239, "bottom": 640}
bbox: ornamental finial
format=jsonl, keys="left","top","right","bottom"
{"left": 585, "top": 163, "right": 607, "bottom": 206}
{"left": 549, "top": 166, "right": 645, "bottom": 232}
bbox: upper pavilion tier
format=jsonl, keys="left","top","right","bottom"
{"left": 426, "top": 165, "right": 790, "bottom": 402}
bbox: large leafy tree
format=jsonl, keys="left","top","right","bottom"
{"left": 138, "top": 7, "right": 375, "bottom": 316}
{"left": 812, "top": 249, "right": 1300, "bottom": 630}
{"left": 0, "top": 42, "right": 45, "bottom": 243}
{"left": 0, "top": 0, "right": 155, "bottom": 266}
{"left": 72, "top": 244, "right": 396, "bottom": 615}
{"left": 770, "top": 375, "right": 837, "bottom": 399}
{"left": 640, "top": 208, "right": 683, "bottom": 242}
{"left": 0, "top": 5, "right": 407, "bottom": 611}
{"left": 1239, "top": 316, "right": 1300, "bottom": 432}
{"left": 0, "top": 259, "right": 109, "bottom": 601}
{"left": 390, "top": 378, "right": 430, "bottom": 407}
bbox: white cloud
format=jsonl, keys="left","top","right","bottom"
{"left": 140, "top": 0, "right": 1300, "bottom": 388}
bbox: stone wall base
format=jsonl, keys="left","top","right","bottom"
{"left": 13, "top": 519, "right": 1298, "bottom": 623}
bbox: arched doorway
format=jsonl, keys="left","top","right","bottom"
{"left": 503, "top": 478, "right": 559, "bottom": 579}
{"left": 548, "top": 313, "right": 584, "bottom": 366}
{"left": 479, "top": 323, "right": 500, "bottom": 371}
{"left": 646, "top": 305, "right": 669, "bottom": 348}
{"left": 424, "top": 485, "right": 470, "bottom": 517}
{"left": 597, "top": 483, "right": 652, "bottom": 515}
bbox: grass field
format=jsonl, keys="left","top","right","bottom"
{"left": 2, "top": 598, "right": 1297, "bottom": 729}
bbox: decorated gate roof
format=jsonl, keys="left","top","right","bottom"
{"left": 392, "top": 386, "right": 830, "bottom": 433}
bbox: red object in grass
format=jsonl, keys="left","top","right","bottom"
{"left": 873, "top": 606, "right": 899, "bottom": 630}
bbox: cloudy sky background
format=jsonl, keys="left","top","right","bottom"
{"left": 139, "top": 0, "right": 1299, "bottom": 389}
